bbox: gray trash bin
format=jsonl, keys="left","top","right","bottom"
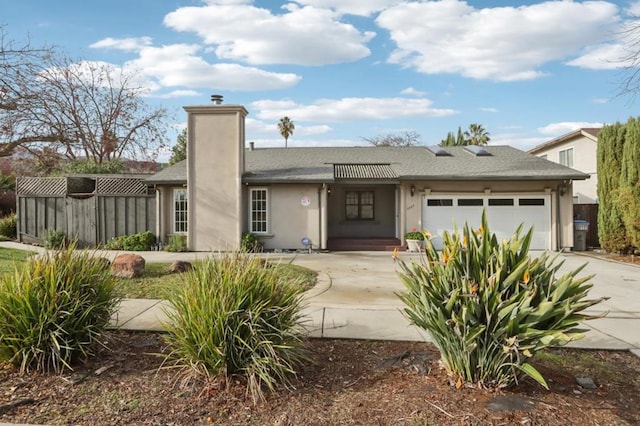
{"left": 573, "top": 220, "right": 589, "bottom": 251}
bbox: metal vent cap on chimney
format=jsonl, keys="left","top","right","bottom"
{"left": 211, "top": 94, "right": 223, "bottom": 105}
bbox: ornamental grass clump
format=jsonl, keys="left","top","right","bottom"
{"left": 0, "top": 244, "right": 120, "bottom": 373}
{"left": 397, "top": 211, "right": 607, "bottom": 389}
{"left": 163, "top": 252, "right": 308, "bottom": 403}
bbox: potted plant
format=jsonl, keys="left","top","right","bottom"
{"left": 404, "top": 228, "right": 426, "bottom": 252}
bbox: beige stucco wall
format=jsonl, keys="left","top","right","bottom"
{"left": 186, "top": 105, "right": 247, "bottom": 251}
{"left": 534, "top": 136, "right": 597, "bottom": 204}
{"left": 251, "top": 184, "right": 323, "bottom": 250}
{"left": 400, "top": 180, "right": 575, "bottom": 251}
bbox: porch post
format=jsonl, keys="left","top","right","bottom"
{"left": 320, "top": 184, "right": 328, "bottom": 250}
{"left": 399, "top": 184, "right": 406, "bottom": 245}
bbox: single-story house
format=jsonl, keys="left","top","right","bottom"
{"left": 146, "top": 101, "right": 588, "bottom": 252}
{"left": 528, "top": 128, "right": 600, "bottom": 204}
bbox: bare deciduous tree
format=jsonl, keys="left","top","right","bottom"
{"left": 363, "top": 131, "right": 422, "bottom": 147}
{"left": 1, "top": 27, "right": 169, "bottom": 163}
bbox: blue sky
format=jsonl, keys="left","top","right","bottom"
{"left": 3, "top": 0, "right": 638, "bottom": 160}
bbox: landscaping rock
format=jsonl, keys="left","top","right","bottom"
{"left": 111, "top": 253, "right": 146, "bottom": 278}
{"left": 168, "top": 260, "right": 193, "bottom": 273}
{"left": 576, "top": 377, "right": 597, "bottom": 389}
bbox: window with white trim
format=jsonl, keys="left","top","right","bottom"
{"left": 250, "top": 188, "right": 269, "bottom": 233}
{"left": 173, "top": 188, "right": 188, "bottom": 233}
{"left": 559, "top": 148, "right": 574, "bottom": 168}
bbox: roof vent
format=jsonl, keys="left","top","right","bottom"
{"left": 210, "top": 94, "right": 223, "bottom": 105}
{"left": 464, "top": 145, "right": 491, "bottom": 156}
{"left": 426, "top": 145, "right": 451, "bottom": 156}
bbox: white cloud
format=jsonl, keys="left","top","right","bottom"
{"left": 248, "top": 137, "right": 363, "bottom": 149}
{"left": 489, "top": 131, "right": 548, "bottom": 152}
{"left": 163, "top": 2, "right": 375, "bottom": 65}
{"left": 538, "top": 122, "right": 604, "bottom": 136}
{"left": 567, "top": 43, "right": 630, "bottom": 70}
{"left": 154, "top": 90, "right": 201, "bottom": 99}
{"left": 480, "top": 107, "right": 498, "bottom": 113}
{"left": 376, "top": 0, "right": 620, "bottom": 81}
{"left": 125, "top": 44, "right": 301, "bottom": 91}
{"left": 401, "top": 87, "right": 426, "bottom": 97}
{"left": 251, "top": 97, "right": 457, "bottom": 121}
{"left": 292, "top": 0, "right": 399, "bottom": 16}
{"left": 90, "top": 37, "right": 153, "bottom": 52}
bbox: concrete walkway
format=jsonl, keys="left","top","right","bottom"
{"left": 1, "top": 241, "right": 639, "bottom": 354}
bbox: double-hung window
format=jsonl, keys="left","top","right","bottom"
{"left": 559, "top": 148, "right": 574, "bottom": 168}
{"left": 173, "top": 188, "right": 188, "bottom": 233}
{"left": 345, "top": 190, "right": 374, "bottom": 220}
{"left": 250, "top": 188, "right": 269, "bottom": 233}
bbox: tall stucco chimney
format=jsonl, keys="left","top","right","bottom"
{"left": 185, "top": 99, "right": 248, "bottom": 251}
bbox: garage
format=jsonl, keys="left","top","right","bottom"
{"left": 422, "top": 194, "right": 551, "bottom": 250}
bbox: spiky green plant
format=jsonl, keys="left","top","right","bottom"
{"left": 0, "top": 244, "right": 120, "bottom": 373}
{"left": 162, "top": 252, "right": 308, "bottom": 403}
{"left": 397, "top": 211, "right": 607, "bottom": 389}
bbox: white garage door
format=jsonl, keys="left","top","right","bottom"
{"left": 422, "top": 195, "right": 551, "bottom": 250}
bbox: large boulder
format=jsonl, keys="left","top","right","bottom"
{"left": 168, "top": 260, "right": 193, "bottom": 274}
{"left": 111, "top": 253, "right": 146, "bottom": 278}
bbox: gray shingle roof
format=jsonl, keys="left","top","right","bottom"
{"left": 145, "top": 160, "right": 186, "bottom": 184}
{"left": 147, "top": 146, "right": 589, "bottom": 184}
{"left": 244, "top": 146, "right": 589, "bottom": 182}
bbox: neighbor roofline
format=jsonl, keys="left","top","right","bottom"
{"left": 528, "top": 128, "right": 600, "bottom": 154}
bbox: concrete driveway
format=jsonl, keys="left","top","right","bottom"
{"left": 291, "top": 250, "right": 640, "bottom": 350}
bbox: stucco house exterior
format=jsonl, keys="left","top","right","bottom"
{"left": 528, "top": 128, "right": 600, "bottom": 204}
{"left": 146, "top": 101, "right": 588, "bottom": 252}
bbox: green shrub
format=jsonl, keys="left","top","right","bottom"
{"left": 0, "top": 214, "right": 17, "bottom": 239}
{"left": 0, "top": 244, "right": 120, "bottom": 373}
{"left": 164, "top": 234, "right": 187, "bottom": 252}
{"left": 241, "top": 232, "right": 263, "bottom": 252}
{"left": 43, "top": 228, "right": 66, "bottom": 249}
{"left": 163, "top": 253, "right": 308, "bottom": 403}
{"left": 104, "top": 231, "right": 156, "bottom": 251}
{"left": 397, "top": 211, "right": 607, "bottom": 389}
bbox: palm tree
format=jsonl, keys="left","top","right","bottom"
{"left": 278, "top": 116, "right": 295, "bottom": 148}
{"left": 464, "top": 123, "right": 490, "bottom": 145}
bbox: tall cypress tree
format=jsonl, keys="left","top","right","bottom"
{"left": 597, "top": 121, "right": 631, "bottom": 252}
{"left": 618, "top": 117, "right": 640, "bottom": 248}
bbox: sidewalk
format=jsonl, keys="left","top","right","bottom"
{"left": 1, "top": 241, "right": 639, "bottom": 354}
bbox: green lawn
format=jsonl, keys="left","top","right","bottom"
{"left": 0, "top": 249, "right": 318, "bottom": 299}
{"left": 0, "top": 248, "right": 35, "bottom": 275}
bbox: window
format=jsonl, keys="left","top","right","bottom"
{"left": 458, "top": 198, "right": 483, "bottom": 206}
{"left": 250, "top": 188, "right": 269, "bottom": 233}
{"left": 173, "top": 189, "right": 188, "bottom": 233}
{"left": 488, "top": 198, "right": 514, "bottom": 206}
{"left": 345, "top": 190, "right": 374, "bottom": 220}
{"left": 519, "top": 198, "right": 545, "bottom": 206}
{"left": 559, "top": 148, "right": 574, "bottom": 168}
{"left": 427, "top": 199, "right": 453, "bottom": 206}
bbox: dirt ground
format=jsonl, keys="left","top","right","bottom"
{"left": 1, "top": 331, "right": 638, "bottom": 426}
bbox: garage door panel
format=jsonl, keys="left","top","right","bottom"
{"left": 423, "top": 195, "right": 550, "bottom": 250}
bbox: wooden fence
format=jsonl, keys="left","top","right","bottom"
{"left": 17, "top": 176, "right": 155, "bottom": 248}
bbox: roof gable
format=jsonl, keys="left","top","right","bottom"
{"left": 528, "top": 128, "right": 600, "bottom": 154}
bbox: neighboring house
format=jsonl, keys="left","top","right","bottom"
{"left": 528, "top": 128, "right": 600, "bottom": 204}
{"left": 146, "top": 101, "right": 588, "bottom": 252}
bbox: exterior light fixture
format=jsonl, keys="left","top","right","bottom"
{"left": 410, "top": 185, "right": 416, "bottom": 197}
